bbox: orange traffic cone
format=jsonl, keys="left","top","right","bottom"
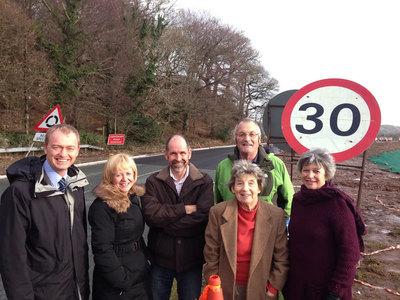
{"left": 199, "top": 275, "right": 224, "bottom": 300}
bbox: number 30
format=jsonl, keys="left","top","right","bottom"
{"left": 295, "top": 103, "right": 361, "bottom": 136}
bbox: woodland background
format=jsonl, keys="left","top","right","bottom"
{"left": 0, "top": 0, "right": 278, "bottom": 146}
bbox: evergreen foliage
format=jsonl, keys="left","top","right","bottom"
{"left": 36, "top": 0, "right": 97, "bottom": 106}
{"left": 79, "top": 132, "right": 104, "bottom": 146}
{"left": 120, "top": 112, "right": 163, "bottom": 144}
{"left": 0, "top": 133, "right": 33, "bottom": 148}
{"left": 213, "top": 125, "right": 233, "bottom": 142}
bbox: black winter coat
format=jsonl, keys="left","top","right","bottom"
{"left": 89, "top": 183, "right": 152, "bottom": 300}
{"left": 0, "top": 155, "right": 90, "bottom": 300}
{"left": 141, "top": 163, "right": 214, "bottom": 273}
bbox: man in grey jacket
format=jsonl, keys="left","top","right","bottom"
{"left": 0, "top": 124, "right": 90, "bottom": 300}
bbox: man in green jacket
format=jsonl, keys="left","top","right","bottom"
{"left": 215, "top": 118, "right": 294, "bottom": 218}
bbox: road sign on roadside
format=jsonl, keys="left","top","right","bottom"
{"left": 33, "top": 132, "right": 46, "bottom": 143}
{"left": 107, "top": 134, "right": 125, "bottom": 145}
{"left": 34, "top": 105, "right": 63, "bottom": 131}
{"left": 263, "top": 90, "right": 298, "bottom": 152}
{"left": 281, "top": 78, "right": 381, "bottom": 162}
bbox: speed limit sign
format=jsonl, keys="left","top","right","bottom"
{"left": 281, "top": 78, "right": 381, "bottom": 162}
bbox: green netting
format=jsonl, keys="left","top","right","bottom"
{"left": 369, "top": 149, "right": 400, "bottom": 173}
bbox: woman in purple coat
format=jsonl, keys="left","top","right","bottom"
{"left": 283, "top": 148, "right": 366, "bottom": 300}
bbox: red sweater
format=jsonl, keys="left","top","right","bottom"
{"left": 236, "top": 202, "right": 257, "bottom": 285}
{"left": 236, "top": 202, "right": 278, "bottom": 295}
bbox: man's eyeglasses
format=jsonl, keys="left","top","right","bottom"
{"left": 235, "top": 132, "right": 259, "bottom": 139}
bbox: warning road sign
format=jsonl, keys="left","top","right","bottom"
{"left": 34, "top": 105, "right": 63, "bottom": 131}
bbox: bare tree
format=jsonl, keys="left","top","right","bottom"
{"left": 0, "top": 1, "right": 54, "bottom": 134}
{"left": 79, "top": 0, "right": 171, "bottom": 136}
{"left": 1, "top": 0, "right": 278, "bottom": 144}
{"left": 154, "top": 9, "right": 278, "bottom": 138}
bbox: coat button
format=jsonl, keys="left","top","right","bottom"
{"left": 177, "top": 240, "right": 181, "bottom": 244}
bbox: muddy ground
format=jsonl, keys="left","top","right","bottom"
{"left": 341, "top": 143, "right": 400, "bottom": 300}
{"left": 0, "top": 142, "right": 399, "bottom": 299}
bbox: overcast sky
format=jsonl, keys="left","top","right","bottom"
{"left": 175, "top": 0, "right": 400, "bottom": 127}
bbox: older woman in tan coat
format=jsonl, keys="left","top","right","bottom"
{"left": 204, "top": 160, "right": 289, "bottom": 300}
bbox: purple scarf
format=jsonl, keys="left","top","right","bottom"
{"left": 295, "top": 181, "right": 367, "bottom": 252}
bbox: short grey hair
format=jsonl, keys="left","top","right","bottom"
{"left": 297, "top": 148, "right": 336, "bottom": 180}
{"left": 226, "top": 160, "right": 267, "bottom": 191}
{"left": 233, "top": 118, "right": 261, "bottom": 142}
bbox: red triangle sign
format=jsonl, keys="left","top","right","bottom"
{"left": 34, "top": 104, "right": 64, "bottom": 131}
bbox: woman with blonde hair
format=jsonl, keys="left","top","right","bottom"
{"left": 89, "top": 154, "right": 152, "bottom": 300}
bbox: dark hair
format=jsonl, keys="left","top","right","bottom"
{"left": 165, "top": 135, "right": 191, "bottom": 152}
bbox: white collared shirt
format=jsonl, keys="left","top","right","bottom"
{"left": 169, "top": 165, "right": 190, "bottom": 195}
{"left": 43, "top": 160, "right": 68, "bottom": 191}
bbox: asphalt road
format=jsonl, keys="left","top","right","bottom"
{"left": 0, "top": 145, "right": 235, "bottom": 299}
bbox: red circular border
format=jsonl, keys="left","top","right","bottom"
{"left": 281, "top": 78, "right": 381, "bottom": 162}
